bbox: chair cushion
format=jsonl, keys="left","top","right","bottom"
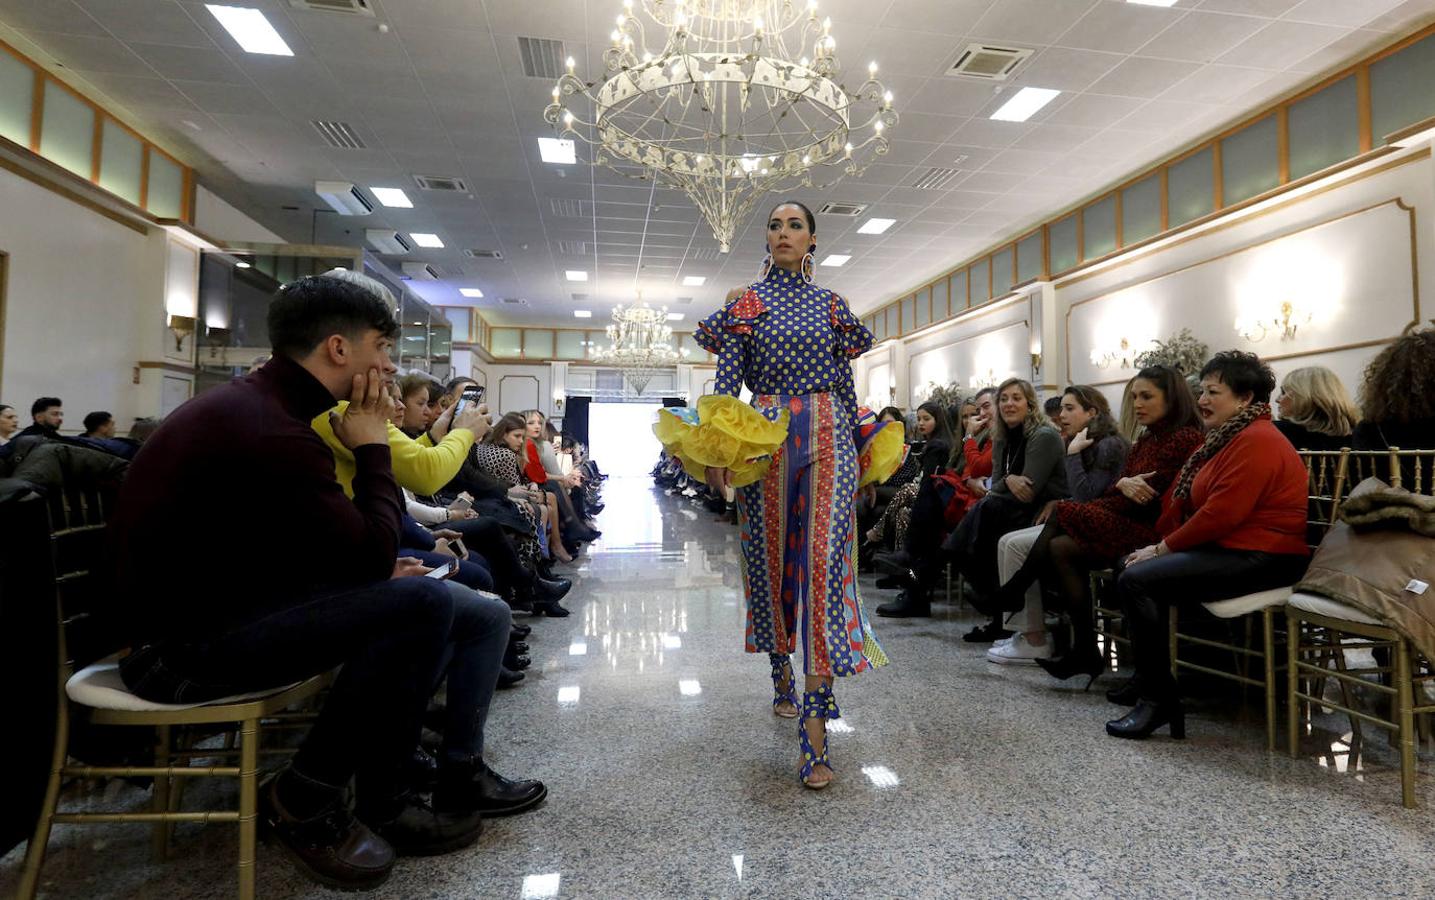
{"left": 1201, "top": 586, "right": 1294, "bottom": 618}
{"left": 66, "top": 661, "right": 298, "bottom": 712}
{"left": 1287, "top": 590, "right": 1382, "bottom": 626}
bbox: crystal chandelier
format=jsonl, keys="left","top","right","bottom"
{"left": 543, "top": 0, "right": 897, "bottom": 252}
{"left": 594, "top": 294, "right": 680, "bottom": 394}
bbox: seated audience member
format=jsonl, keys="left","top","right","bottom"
{"left": 0, "top": 404, "right": 18, "bottom": 446}
{"left": 74, "top": 410, "right": 141, "bottom": 459}
{"left": 1353, "top": 329, "right": 1435, "bottom": 454}
{"left": 987, "top": 385, "right": 1131, "bottom": 665}
{"left": 112, "top": 272, "right": 493, "bottom": 889}
{"left": 943, "top": 379, "right": 1071, "bottom": 640}
{"left": 1044, "top": 395, "right": 1063, "bottom": 431}
{"left": 1274, "top": 365, "right": 1359, "bottom": 450}
{"left": 874, "top": 388, "right": 996, "bottom": 617}
{"left": 128, "top": 416, "right": 162, "bottom": 445}
{"left": 471, "top": 413, "right": 569, "bottom": 601}
{"left": 396, "top": 373, "right": 439, "bottom": 439}
{"left": 1110, "top": 351, "right": 1309, "bottom": 740}
{"left": 864, "top": 401, "right": 953, "bottom": 553}
{"left": 20, "top": 396, "right": 62, "bottom": 439}
{"left": 988, "top": 367, "right": 1201, "bottom": 676}
{"left": 440, "top": 376, "right": 478, "bottom": 412}
{"left": 524, "top": 409, "right": 599, "bottom": 546}
{"left": 82, "top": 410, "right": 116, "bottom": 439}
{"left": 1117, "top": 375, "right": 1144, "bottom": 442}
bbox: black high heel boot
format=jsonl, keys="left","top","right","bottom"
{"left": 1106, "top": 699, "right": 1185, "bottom": 740}
{"left": 1105, "top": 677, "right": 1141, "bottom": 706}
{"left": 1034, "top": 652, "right": 1105, "bottom": 690}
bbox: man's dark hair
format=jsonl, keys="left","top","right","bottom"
{"left": 83, "top": 411, "right": 113, "bottom": 434}
{"left": 445, "top": 376, "right": 477, "bottom": 396}
{"left": 1200, "top": 350, "right": 1277, "bottom": 403}
{"left": 266, "top": 273, "right": 399, "bottom": 360}
{"left": 129, "top": 417, "right": 162, "bottom": 443}
{"left": 31, "top": 396, "right": 61, "bottom": 417}
{"left": 1043, "top": 396, "right": 1063, "bottom": 416}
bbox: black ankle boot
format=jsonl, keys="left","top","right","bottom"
{"left": 1034, "top": 651, "right": 1105, "bottom": 690}
{"left": 436, "top": 758, "right": 547, "bottom": 817}
{"left": 359, "top": 790, "right": 483, "bottom": 857}
{"left": 875, "top": 589, "right": 931, "bottom": 618}
{"left": 1105, "top": 677, "right": 1141, "bottom": 706}
{"left": 1106, "top": 699, "right": 1185, "bottom": 740}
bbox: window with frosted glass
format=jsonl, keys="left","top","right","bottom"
{"left": 524, "top": 329, "right": 554, "bottom": 359}
{"left": 1122, "top": 174, "right": 1161, "bottom": 244}
{"left": 400, "top": 314, "right": 428, "bottom": 359}
{"left": 871, "top": 312, "right": 886, "bottom": 342}
{"left": 147, "top": 152, "right": 184, "bottom": 219}
{"left": 914, "top": 286, "right": 931, "bottom": 328}
{"left": 951, "top": 269, "right": 968, "bottom": 310}
{"left": 1016, "top": 231, "right": 1043, "bottom": 282}
{"left": 974, "top": 259, "right": 992, "bottom": 302}
{"left": 932, "top": 279, "right": 949, "bottom": 319}
{"left": 1168, "top": 147, "right": 1214, "bottom": 226}
{"left": 1288, "top": 76, "right": 1359, "bottom": 180}
{"left": 491, "top": 328, "right": 522, "bottom": 357}
{"left": 1083, "top": 196, "right": 1116, "bottom": 259}
{"left": 991, "top": 248, "right": 1013, "bottom": 295}
{"left": 98, "top": 118, "right": 143, "bottom": 205}
{"left": 1221, "top": 115, "right": 1278, "bottom": 205}
{"left": 556, "top": 331, "right": 585, "bottom": 359}
{"left": 884, "top": 306, "right": 897, "bottom": 338}
{"left": 1049, "top": 214, "right": 1078, "bottom": 272}
{"left": 39, "top": 82, "right": 94, "bottom": 179}
{"left": 0, "top": 52, "right": 32, "bottom": 147}
{"left": 1372, "top": 32, "right": 1435, "bottom": 143}
{"left": 901, "top": 296, "right": 915, "bottom": 333}
{"left": 429, "top": 323, "right": 452, "bottom": 363}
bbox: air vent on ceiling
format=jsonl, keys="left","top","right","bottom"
{"left": 518, "top": 37, "right": 566, "bottom": 79}
{"left": 675, "top": 296, "right": 694, "bottom": 304}
{"left": 689, "top": 247, "right": 722, "bottom": 261}
{"left": 556, "top": 240, "right": 587, "bottom": 255}
{"left": 911, "top": 167, "right": 962, "bottom": 190}
{"left": 818, "top": 201, "right": 867, "bottom": 217}
{"left": 571, "top": 292, "right": 589, "bottom": 300}
{"left": 290, "top": 0, "right": 375, "bottom": 14}
{"left": 400, "top": 262, "right": 440, "bottom": 281}
{"left": 549, "top": 198, "right": 588, "bottom": 218}
{"left": 414, "top": 174, "right": 469, "bottom": 192}
{"left": 947, "top": 43, "right": 1032, "bottom": 81}
{"left": 311, "top": 120, "right": 365, "bottom": 149}
{"left": 463, "top": 249, "right": 504, "bottom": 260}
{"left": 500, "top": 297, "right": 529, "bottom": 305}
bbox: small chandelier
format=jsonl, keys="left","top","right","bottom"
{"left": 543, "top": 0, "right": 897, "bottom": 253}
{"left": 1235, "top": 300, "right": 1311, "bottom": 342}
{"left": 594, "top": 293, "right": 680, "bottom": 394}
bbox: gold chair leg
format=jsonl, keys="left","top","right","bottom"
{"left": 18, "top": 688, "right": 72, "bottom": 900}
{"left": 1286, "top": 607, "right": 1300, "bottom": 758}
{"left": 238, "top": 717, "right": 259, "bottom": 900}
{"left": 151, "top": 724, "right": 173, "bottom": 861}
{"left": 1395, "top": 639, "right": 1417, "bottom": 809}
{"left": 1329, "top": 636, "right": 1363, "bottom": 748}
{"left": 1263, "top": 607, "right": 1277, "bottom": 752}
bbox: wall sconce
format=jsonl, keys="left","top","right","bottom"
{"left": 205, "top": 325, "right": 231, "bottom": 359}
{"left": 167, "top": 314, "right": 195, "bottom": 353}
{"left": 1089, "top": 337, "right": 1137, "bottom": 370}
{"left": 552, "top": 389, "right": 565, "bottom": 411}
{"left": 1030, "top": 352, "right": 1042, "bottom": 373}
{"left": 1235, "top": 300, "right": 1312, "bottom": 342}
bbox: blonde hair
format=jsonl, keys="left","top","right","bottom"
{"left": 992, "top": 378, "right": 1046, "bottom": 442}
{"left": 1117, "top": 376, "right": 1144, "bottom": 442}
{"left": 1281, "top": 366, "right": 1360, "bottom": 437}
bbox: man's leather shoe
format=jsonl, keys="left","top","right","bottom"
{"left": 498, "top": 667, "right": 526, "bottom": 688}
{"left": 535, "top": 576, "right": 572, "bottom": 605}
{"left": 511, "top": 623, "right": 532, "bottom": 639}
{"left": 875, "top": 590, "right": 931, "bottom": 618}
{"left": 508, "top": 640, "right": 530, "bottom": 655}
{"left": 363, "top": 792, "right": 483, "bottom": 857}
{"left": 436, "top": 759, "right": 547, "bottom": 817}
{"left": 260, "top": 778, "right": 394, "bottom": 890}
{"left": 536, "top": 600, "right": 571, "bottom": 617}
{"left": 504, "top": 652, "right": 531, "bottom": 670}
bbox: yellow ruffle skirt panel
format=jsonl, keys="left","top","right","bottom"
{"left": 653, "top": 394, "right": 790, "bottom": 488}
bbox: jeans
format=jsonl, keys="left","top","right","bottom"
{"left": 405, "top": 547, "right": 495, "bottom": 593}
{"left": 435, "top": 582, "right": 512, "bottom": 762}
{"left": 120, "top": 577, "right": 455, "bottom": 799}
{"left": 997, "top": 525, "right": 1044, "bottom": 634}
{"left": 1117, "top": 546, "right": 1309, "bottom": 701}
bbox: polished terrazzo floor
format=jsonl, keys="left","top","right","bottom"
{"left": 7, "top": 476, "right": 1435, "bottom": 898}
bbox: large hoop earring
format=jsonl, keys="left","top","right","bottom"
{"left": 801, "top": 250, "right": 815, "bottom": 284}
{"left": 757, "top": 252, "right": 773, "bottom": 281}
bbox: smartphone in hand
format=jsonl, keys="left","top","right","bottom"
{"left": 424, "top": 558, "right": 461, "bottom": 580}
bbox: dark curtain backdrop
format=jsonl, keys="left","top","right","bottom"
{"left": 564, "top": 397, "right": 591, "bottom": 448}
{"left": 661, "top": 397, "right": 685, "bottom": 408}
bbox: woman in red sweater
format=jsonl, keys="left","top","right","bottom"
{"left": 1109, "top": 351, "right": 1310, "bottom": 740}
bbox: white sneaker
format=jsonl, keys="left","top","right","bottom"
{"left": 986, "top": 633, "right": 1053, "bottom": 665}
{"left": 991, "top": 635, "right": 1014, "bottom": 648}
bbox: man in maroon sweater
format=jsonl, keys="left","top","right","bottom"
{"left": 113, "top": 272, "right": 480, "bottom": 890}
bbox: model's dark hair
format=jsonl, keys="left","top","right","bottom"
{"left": 82, "top": 411, "right": 113, "bottom": 434}
{"left": 915, "top": 400, "right": 954, "bottom": 447}
{"left": 767, "top": 200, "right": 816, "bottom": 236}
{"left": 267, "top": 273, "right": 399, "bottom": 360}
{"left": 1359, "top": 329, "right": 1435, "bottom": 426}
{"left": 1132, "top": 365, "right": 1200, "bottom": 432}
{"left": 31, "top": 396, "right": 61, "bottom": 417}
{"left": 1201, "top": 350, "right": 1276, "bottom": 403}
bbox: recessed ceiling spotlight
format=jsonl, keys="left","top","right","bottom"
{"left": 682, "top": 275, "right": 706, "bottom": 286}
{"left": 821, "top": 254, "right": 851, "bottom": 267}
{"left": 459, "top": 288, "right": 483, "bottom": 298}
{"left": 205, "top": 5, "right": 293, "bottom": 56}
{"left": 856, "top": 218, "right": 895, "bottom": 235}
{"left": 573, "top": 310, "right": 592, "bottom": 318}
{"left": 565, "top": 270, "right": 588, "bottom": 282}
{"left": 410, "top": 233, "right": 444, "bottom": 248}
{"left": 537, "top": 137, "right": 576, "bottom": 164}
{"left": 990, "top": 87, "right": 1061, "bottom": 122}
{"left": 370, "top": 187, "right": 413, "bottom": 208}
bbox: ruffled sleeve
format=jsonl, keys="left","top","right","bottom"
{"left": 699, "top": 289, "right": 768, "bottom": 397}
{"left": 852, "top": 406, "right": 905, "bottom": 488}
{"left": 829, "top": 292, "right": 873, "bottom": 359}
{"left": 652, "top": 394, "right": 790, "bottom": 487}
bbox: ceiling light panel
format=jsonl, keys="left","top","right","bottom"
{"left": 206, "top": 5, "right": 293, "bottom": 56}
{"left": 856, "top": 218, "right": 896, "bottom": 235}
{"left": 667, "top": 313, "right": 685, "bottom": 321}
{"left": 682, "top": 275, "right": 706, "bottom": 286}
{"left": 538, "top": 138, "right": 576, "bottom": 165}
{"left": 371, "top": 187, "right": 413, "bottom": 208}
{"left": 459, "top": 288, "right": 484, "bottom": 298}
{"left": 990, "top": 87, "right": 1061, "bottom": 123}
{"left": 821, "top": 254, "right": 851, "bottom": 267}
{"left": 573, "top": 310, "right": 592, "bottom": 318}
{"left": 565, "top": 270, "right": 588, "bottom": 282}
{"left": 410, "top": 233, "right": 444, "bottom": 248}
{"left": 1127, "top": 0, "right": 1179, "bottom": 6}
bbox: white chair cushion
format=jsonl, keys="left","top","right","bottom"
{"left": 1287, "top": 589, "right": 1382, "bottom": 626}
{"left": 66, "top": 661, "right": 298, "bottom": 712}
{"left": 1201, "top": 586, "right": 1294, "bottom": 619}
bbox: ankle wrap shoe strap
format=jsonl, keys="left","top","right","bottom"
{"left": 800, "top": 681, "right": 840, "bottom": 720}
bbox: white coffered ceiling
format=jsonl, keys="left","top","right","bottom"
{"left": 2, "top": 0, "right": 1434, "bottom": 325}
